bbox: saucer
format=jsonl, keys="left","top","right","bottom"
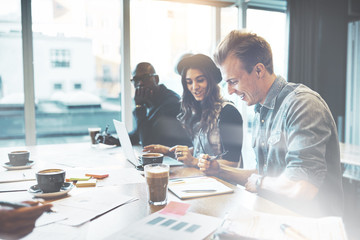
{"left": 28, "top": 182, "right": 74, "bottom": 199}
{"left": 3, "top": 160, "right": 35, "bottom": 170}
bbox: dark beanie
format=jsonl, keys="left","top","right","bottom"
{"left": 175, "top": 54, "right": 222, "bottom": 84}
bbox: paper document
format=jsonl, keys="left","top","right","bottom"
{"left": 53, "top": 187, "right": 138, "bottom": 226}
{"left": 0, "top": 180, "right": 35, "bottom": 192}
{"left": 214, "top": 211, "right": 348, "bottom": 240}
{"left": 168, "top": 176, "right": 234, "bottom": 200}
{"left": 0, "top": 170, "right": 36, "bottom": 183}
{"left": 105, "top": 202, "right": 223, "bottom": 240}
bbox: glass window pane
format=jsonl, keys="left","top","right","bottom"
{"left": 0, "top": 0, "right": 25, "bottom": 147}
{"left": 221, "top": 6, "right": 238, "bottom": 41}
{"left": 31, "top": 0, "right": 122, "bottom": 145}
{"left": 130, "top": 0, "right": 214, "bottom": 95}
{"left": 247, "top": 9, "right": 287, "bottom": 78}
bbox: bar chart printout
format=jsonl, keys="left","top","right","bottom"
{"left": 106, "top": 211, "right": 222, "bottom": 240}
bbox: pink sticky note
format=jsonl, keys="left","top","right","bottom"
{"left": 159, "top": 201, "right": 190, "bottom": 217}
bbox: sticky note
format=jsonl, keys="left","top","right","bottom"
{"left": 75, "top": 179, "right": 97, "bottom": 187}
{"left": 159, "top": 201, "right": 190, "bottom": 217}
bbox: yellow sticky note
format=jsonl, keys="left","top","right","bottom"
{"left": 75, "top": 179, "right": 97, "bottom": 187}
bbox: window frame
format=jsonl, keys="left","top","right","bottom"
{"left": 18, "top": 0, "right": 286, "bottom": 146}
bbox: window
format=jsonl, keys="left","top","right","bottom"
{"left": 130, "top": 0, "right": 217, "bottom": 95}
{"left": 74, "top": 83, "right": 82, "bottom": 90}
{"left": 0, "top": 0, "right": 287, "bottom": 148}
{"left": 0, "top": 0, "right": 25, "bottom": 146}
{"left": 246, "top": 9, "right": 288, "bottom": 78}
{"left": 54, "top": 83, "right": 62, "bottom": 90}
{"left": 32, "top": 0, "right": 122, "bottom": 144}
{"left": 50, "top": 49, "right": 71, "bottom": 68}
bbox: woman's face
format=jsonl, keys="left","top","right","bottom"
{"left": 185, "top": 68, "right": 208, "bottom": 102}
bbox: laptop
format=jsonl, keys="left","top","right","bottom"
{"left": 113, "top": 119, "right": 184, "bottom": 170}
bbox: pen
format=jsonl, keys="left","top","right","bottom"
{"left": 0, "top": 201, "right": 31, "bottom": 209}
{"left": 0, "top": 201, "right": 55, "bottom": 213}
{"left": 280, "top": 224, "right": 309, "bottom": 240}
{"left": 182, "top": 189, "right": 217, "bottom": 193}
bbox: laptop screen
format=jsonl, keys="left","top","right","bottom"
{"left": 113, "top": 119, "right": 184, "bottom": 168}
{"left": 113, "top": 119, "right": 139, "bottom": 166}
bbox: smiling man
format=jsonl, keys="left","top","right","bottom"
{"left": 198, "top": 30, "right": 343, "bottom": 217}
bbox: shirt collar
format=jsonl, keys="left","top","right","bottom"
{"left": 254, "top": 76, "right": 286, "bottom": 112}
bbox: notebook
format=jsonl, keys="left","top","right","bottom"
{"left": 113, "top": 119, "right": 184, "bottom": 169}
{"left": 168, "top": 176, "right": 234, "bottom": 200}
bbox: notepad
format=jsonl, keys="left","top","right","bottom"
{"left": 168, "top": 176, "right": 234, "bottom": 200}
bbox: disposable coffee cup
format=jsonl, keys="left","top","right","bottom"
{"left": 140, "top": 153, "right": 164, "bottom": 166}
{"left": 88, "top": 127, "right": 101, "bottom": 145}
{"left": 36, "top": 169, "right": 65, "bottom": 193}
{"left": 8, "top": 150, "right": 30, "bottom": 166}
{"left": 144, "top": 163, "right": 169, "bottom": 205}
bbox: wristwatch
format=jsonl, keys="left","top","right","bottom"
{"left": 256, "top": 176, "right": 264, "bottom": 191}
{"left": 135, "top": 104, "right": 144, "bottom": 109}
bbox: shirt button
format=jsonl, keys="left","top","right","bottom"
{"left": 261, "top": 119, "right": 265, "bottom": 123}
{"left": 264, "top": 164, "right": 267, "bottom": 168}
{"left": 261, "top": 142, "right": 265, "bottom": 146}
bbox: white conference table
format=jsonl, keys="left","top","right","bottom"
{"left": 0, "top": 142, "right": 297, "bottom": 240}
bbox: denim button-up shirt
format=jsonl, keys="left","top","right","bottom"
{"left": 252, "top": 76, "right": 343, "bottom": 217}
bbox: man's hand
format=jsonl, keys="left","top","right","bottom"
{"left": 0, "top": 201, "right": 53, "bottom": 239}
{"left": 134, "top": 86, "right": 153, "bottom": 106}
{"left": 245, "top": 173, "right": 263, "bottom": 193}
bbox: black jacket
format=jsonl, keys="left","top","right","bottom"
{"left": 129, "top": 84, "right": 192, "bottom": 147}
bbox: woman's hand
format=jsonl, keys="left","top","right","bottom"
{"left": 143, "top": 144, "right": 170, "bottom": 155}
{"left": 169, "top": 145, "right": 197, "bottom": 166}
{"left": 198, "top": 154, "right": 220, "bottom": 176}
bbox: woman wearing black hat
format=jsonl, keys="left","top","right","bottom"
{"left": 144, "top": 54, "right": 243, "bottom": 167}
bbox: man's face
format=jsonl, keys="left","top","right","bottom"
{"left": 131, "top": 72, "right": 158, "bottom": 89}
{"left": 220, "top": 54, "right": 265, "bottom": 106}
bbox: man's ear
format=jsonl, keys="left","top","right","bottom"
{"left": 255, "top": 63, "right": 265, "bottom": 77}
{"left": 154, "top": 75, "right": 160, "bottom": 85}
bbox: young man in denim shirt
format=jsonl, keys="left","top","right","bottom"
{"left": 198, "top": 30, "right": 343, "bottom": 217}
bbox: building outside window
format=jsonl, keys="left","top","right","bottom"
{"left": 0, "top": 0, "right": 287, "bottom": 147}
{"left": 0, "top": 0, "right": 26, "bottom": 146}
{"left": 50, "top": 49, "right": 71, "bottom": 68}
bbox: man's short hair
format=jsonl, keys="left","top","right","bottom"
{"left": 214, "top": 30, "right": 274, "bottom": 74}
{"left": 132, "top": 62, "right": 156, "bottom": 76}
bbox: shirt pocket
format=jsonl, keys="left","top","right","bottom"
{"left": 268, "top": 131, "right": 281, "bottom": 145}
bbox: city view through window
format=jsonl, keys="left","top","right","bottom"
{"left": 0, "top": 1, "right": 287, "bottom": 149}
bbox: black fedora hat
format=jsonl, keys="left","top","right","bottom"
{"left": 175, "top": 53, "right": 222, "bottom": 84}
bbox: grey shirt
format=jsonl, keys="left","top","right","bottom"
{"left": 252, "top": 76, "right": 343, "bottom": 217}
